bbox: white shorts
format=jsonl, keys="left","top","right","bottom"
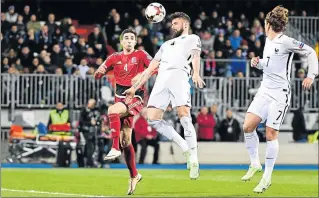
{"left": 147, "top": 69, "right": 191, "bottom": 110}
{"left": 247, "top": 86, "right": 291, "bottom": 130}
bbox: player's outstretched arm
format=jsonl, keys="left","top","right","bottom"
{"left": 123, "top": 59, "right": 160, "bottom": 100}
{"left": 191, "top": 49, "right": 206, "bottom": 88}
{"left": 284, "top": 37, "right": 319, "bottom": 89}
{"left": 94, "top": 56, "right": 115, "bottom": 79}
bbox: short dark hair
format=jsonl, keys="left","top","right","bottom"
{"left": 168, "top": 12, "right": 191, "bottom": 24}
{"left": 120, "top": 29, "right": 137, "bottom": 40}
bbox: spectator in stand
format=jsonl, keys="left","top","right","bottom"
{"left": 236, "top": 21, "right": 250, "bottom": 40}
{"left": 214, "top": 29, "right": 225, "bottom": 51}
{"left": 204, "top": 51, "right": 216, "bottom": 76}
{"left": 78, "top": 58, "right": 89, "bottom": 78}
{"left": 34, "top": 64, "right": 48, "bottom": 74}
{"left": 197, "top": 106, "right": 216, "bottom": 141}
{"left": 30, "top": 57, "right": 40, "bottom": 73}
{"left": 62, "top": 39, "right": 77, "bottom": 59}
{"left": 239, "top": 13, "right": 250, "bottom": 28}
{"left": 210, "top": 104, "right": 220, "bottom": 140}
{"left": 25, "top": 29, "right": 39, "bottom": 53}
{"left": 88, "top": 25, "right": 105, "bottom": 48}
{"left": 253, "top": 40, "right": 263, "bottom": 57}
{"left": 16, "top": 15, "right": 26, "bottom": 36}
{"left": 215, "top": 50, "right": 227, "bottom": 76}
{"left": 6, "top": 24, "right": 21, "bottom": 50}
{"left": 134, "top": 108, "right": 159, "bottom": 164}
{"left": 22, "top": 5, "right": 31, "bottom": 24}
{"left": 1, "top": 13, "right": 11, "bottom": 35}
{"left": 94, "top": 57, "right": 103, "bottom": 69}
{"left": 5, "top": 6, "right": 18, "bottom": 24}
{"left": 2, "top": 57, "right": 10, "bottom": 72}
{"left": 52, "top": 27, "right": 64, "bottom": 45}
{"left": 62, "top": 58, "right": 76, "bottom": 75}
{"left": 133, "top": 19, "right": 143, "bottom": 36}
{"left": 61, "top": 17, "right": 73, "bottom": 34}
{"left": 105, "top": 12, "right": 126, "bottom": 51}
{"left": 229, "top": 30, "right": 243, "bottom": 51}
{"left": 46, "top": 13, "right": 58, "bottom": 37}
{"left": 38, "top": 25, "right": 52, "bottom": 50}
{"left": 65, "top": 25, "right": 80, "bottom": 45}
{"left": 225, "top": 19, "right": 234, "bottom": 37}
{"left": 51, "top": 44, "right": 66, "bottom": 67}
{"left": 85, "top": 47, "right": 96, "bottom": 66}
{"left": 7, "top": 49, "right": 17, "bottom": 65}
{"left": 201, "top": 30, "right": 215, "bottom": 56}
{"left": 207, "top": 10, "right": 221, "bottom": 32}
{"left": 292, "top": 107, "right": 308, "bottom": 142}
{"left": 20, "top": 46, "right": 33, "bottom": 68}
{"left": 230, "top": 48, "right": 246, "bottom": 76}
{"left": 27, "top": 14, "right": 41, "bottom": 33}
{"left": 219, "top": 109, "right": 241, "bottom": 142}
{"left": 223, "top": 39, "right": 233, "bottom": 58}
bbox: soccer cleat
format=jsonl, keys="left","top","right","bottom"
{"left": 189, "top": 162, "right": 200, "bottom": 180}
{"left": 104, "top": 148, "right": 121, "bottom": 161}
{"left": 127, "top": 173, "right": 143, "bottom": 195}
{"left": 241, "top": 165, "right": 262, "bottom": 181}
{"left": 183, "top": 151, "right": 191, "bottom": 170}
{"left": 253, "top": 178, "right": 271, "bottom": 193}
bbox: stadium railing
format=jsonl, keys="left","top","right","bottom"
{"left": 1, "top": 60, "right": 318, "bottom": 115}
{"left": 287, "top": 16, "right": 319, "bottom": 47}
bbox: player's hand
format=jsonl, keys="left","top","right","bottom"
{"left": 123, "top": 87, "right": 136, "bottom": 104}
{"left": 251, "top": 56, "right": 260, "bottom": 67}
{"left": 302, "top": 77, "right": 314, "bottom": 90}
{"left": 94, "top": 66, "right": 106, "bottom": 79}
{"left": 192, "top": 74, "right": 206, "bottom": 88}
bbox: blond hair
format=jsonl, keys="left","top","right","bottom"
{"left": 265, "top": 5, "right": 289, "bottom": 32}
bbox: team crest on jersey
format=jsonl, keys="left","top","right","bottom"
{"left": 131, "top": 57, "right": 137, "bottom": 64}
{"left": 275, "top": 48, "right": 279, "bottom": 54}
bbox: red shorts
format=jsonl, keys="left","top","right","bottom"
{"left": 115, "top": 96, "right": 144, "bottom": 128}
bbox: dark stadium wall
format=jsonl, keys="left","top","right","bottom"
{"left": 1, "top": 0, "right": 319, "bottom": 25}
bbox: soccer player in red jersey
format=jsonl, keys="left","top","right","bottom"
{"left": 94, "top": 29, "right": 152, "bottom": 195}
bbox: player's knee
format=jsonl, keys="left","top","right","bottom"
{"left": 265, "top": 128, "right": 278, "bottom": 141}
{"left": 243, "top": 123, "right": 254, "bottom": 133}
{"left": 177, "top": 106, "right": 189, "bottom": 118}
{"left": 121, "top": 136, "right": 131, "bottom": 148}
{"left": 108, "top": 105, "right": 117, "bottom": 115}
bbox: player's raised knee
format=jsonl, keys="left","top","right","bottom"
{"left": 177, "top": 106, "right": 189, "bottom": 118}
{"left": 243, "top": 124, "right": 254, "bottom": 133}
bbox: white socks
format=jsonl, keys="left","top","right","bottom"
{"left": 244, "top": 130, "right": 261, "bottom": 167}
{"left": 148, "top": 119, "right": 189, "bottom": 153}
{"left": 263, "top": 139, "right": 279, "bottom": 180}
{"left": 180, "top": 116, "right": 198, "bottom": 163}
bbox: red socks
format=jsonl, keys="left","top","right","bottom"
{"left": 123, "top": 144, "right": 138, "bottom": 178}
{"left": 108, "top": 113, "right": 121, "bottom": 151}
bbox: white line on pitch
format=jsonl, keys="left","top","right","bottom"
{"left": 1, "top": 188, "right": 110, "bottom": 197}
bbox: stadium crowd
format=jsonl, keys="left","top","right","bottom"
{"left": 2, "top": 4, "right": 318, "bottom": 78}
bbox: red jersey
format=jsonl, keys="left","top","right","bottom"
{"left": 103, "top": 50, "right": 152, "bottom": 86}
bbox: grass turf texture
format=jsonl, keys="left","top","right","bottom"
{"left": 1, "top": 169, "right": 318, "bottom": 197}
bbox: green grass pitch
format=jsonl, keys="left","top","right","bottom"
{"left": 1, "top": 169, "right": 318, "bottom": 197}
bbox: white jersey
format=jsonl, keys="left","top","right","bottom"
{"left": 154, "top": 34, "right": 201, "bottom": 75}
{"left": 256, "top": 34, "right": 318, "bottom": 90}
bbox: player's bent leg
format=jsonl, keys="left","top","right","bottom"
{"left": 177, "top": 105, "right": 199, "bottom": 179}
{"left": 104, "top": 102, "right": 129, "bottom": 161}
{"left": 121, "top": 125, "right": 142, "bottom": 195}
{"left": 253, "top": 126, "right": 278, "bottom": 193}
{"left": 241, "top": 113, "right": 263, "bottom": 181}
{"left": 147, "top": 107, "right": 189, "bottom": 155}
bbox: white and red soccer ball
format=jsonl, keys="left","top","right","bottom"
{"left": 145, "top": 2, "right": 166, "bottom": 23}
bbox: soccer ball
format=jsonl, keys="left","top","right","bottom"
{"left": 145, "top": 3, "right": 166, "bottom": 23}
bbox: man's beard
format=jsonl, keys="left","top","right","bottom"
{"left": 173, "top": 28, "right": 183, "bottom": 38}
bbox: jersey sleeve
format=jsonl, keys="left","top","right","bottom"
{"left": 283, "top": 37, "right": 319, "bottom": 79}
{"left": 190, "top": 35, "right": 202, "bottom": 51}
{"left": 153, "top": 44, "right": 164, "bottom": 61}
{"left": 140, "top": 50, "right": 153, "bottom": 67}
{"left": 103, "top": 53, "right": 117, "bottom": 70}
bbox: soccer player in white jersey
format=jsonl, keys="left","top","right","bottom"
{"left": 241, "top": 6, "right": 318, "bottom": 193}
{"left": 124, "top": 12, "right": 205, "bottom": 180}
